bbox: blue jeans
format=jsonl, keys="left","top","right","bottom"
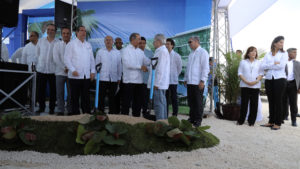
{"left": 154, "top": 89, "right": 167, "bottom": 120}
{"left": 56, "top": 75, "right": 71, "bottom": 113}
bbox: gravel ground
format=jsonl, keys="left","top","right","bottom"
{"left": 0, "top": 96, "right": 300, "bottom": 169}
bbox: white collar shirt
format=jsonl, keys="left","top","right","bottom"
{"left": 169, "top": 50, "right": 182, "bottom": 85}
{"left": 36, "top": 37, "right": 59, "bottom": 74}
{"left": 64, "top": 38, "right": 96, "bottom": 79}
{"left": 21, "top": 42, "right": 38, "bottom": 71}
{"left": 238, "top": 59, "right": 264, "bottom": 89}
{"left": 121, "top": 44, "right": 150, "bottom": 84}
{"left": 53, "top": 41, "right": 69, "bottom": 76}
{"left": 260, "top": 51, "right": 288, "bottom": 80}
{"left": 95, "top": 48, "right": 122, "bottom": 82}
{"left": 1, "top": 43, "right": 9, "bottom": 62}
{"left": 184, "top": 46, "right": 210, "bottom": 85}
{"left": 147, "top": 45, "right": 170, "bottom": 90}
{"left": 11, "top": 47, "right": 23, "bottom": 63}
{"left": 287, "top": 59, "right": 295, "bottom": 81}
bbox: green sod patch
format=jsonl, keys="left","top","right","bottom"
{"left": 169, "top": 105, "right": 190, "bottom": 115}
{"left": 0, "top": 114, "right": 219, "bottom": 156}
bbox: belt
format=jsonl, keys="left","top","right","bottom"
{"left": 287, "top": 79, "right": 295, "bottom": 83}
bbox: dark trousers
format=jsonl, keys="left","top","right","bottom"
{"left": 114, "top": 81, "right": 123, "bottom": 114}
{"left": 265, "top": 78, "right": 286, "bottom": 126}
{"left": 283, "top": 80, "right": 298, "bottom": 123}
{"left": 99, "top": 81, "right": 118, "bottom": 114}
{"left": 166, "top": 84, "right": 178, "bottom": 116}
{"left": 141, "top": 84, "right": 150, "bottom": 114}
{"left": 37, "top": 72, "right": 56, "bottom": 111}
{"left": 69, "top": 78, "right": 91, "bottom": 115}
{"left": 187, "top": 85, "right": 204, "bottom": 125}
{"left": 238, "top": 87, "right": 259, "bottom": 125}
{"left": 121, "top": 83, "right": 143, "bottom": 117}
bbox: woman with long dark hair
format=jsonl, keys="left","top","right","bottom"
{"left": 260, "top": 36, "right": 288, "bottom": 130}
{"left": 237, "top": 46, "right": 264, "bottom": 126}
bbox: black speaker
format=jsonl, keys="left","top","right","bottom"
{"left": 0, "top": 0, "right": 20, "bottom": 27}
{"left": 0, "top": 62, "right": 29, "bottom": 110}
{"left": 55, "top": 0, "right": 76, "bottom": 29}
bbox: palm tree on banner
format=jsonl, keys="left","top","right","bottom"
{"left": 76, "top": 9, "right": 100, "bottom": 39}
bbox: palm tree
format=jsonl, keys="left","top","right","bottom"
{"left": 76, "top": 9, "right": 100, "bottom": 39}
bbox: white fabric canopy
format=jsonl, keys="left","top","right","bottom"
{"left": 218, "top": 0, "right": 278, "bottom": 37}
{"left": 19, "top": 0, "right": 76, "bottom": 13}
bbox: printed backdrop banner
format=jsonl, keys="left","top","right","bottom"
{"left": 77, "top": 0, "right": 211, "bottom": 50}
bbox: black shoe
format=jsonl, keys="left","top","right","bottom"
{"left": 57, "top": 112, "right": 64, "bottom": 116}
{"left": 292, "top": 122, "right": 297, "bottom": 127}
{"left": 49, "top": 110, "right": 55, "bottom": 115}
{"left": 37, "top": 109, "right": 45, "bottom": 113}
{"left": 236, "top": 122, "right": 243, "bottom": 125}
{"left": 187, "top": 118, "right": 194, "bottom": 124}
{"left": 297, "top": 114, "right": 300, "bottom": 117}
{"left": 193, "top": 121, "right": 201, "bottom": 127}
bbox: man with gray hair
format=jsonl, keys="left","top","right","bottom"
{"left": 184, "top": 36, "right": 209, "bottom": 127}
{"left": 148, "top": 34, "right": 170, "bottom": 120}
{"left": 283, "top": 48, "right": 300, "bottom": 126}
{"left": 95, "top": 35, "right": 122, "bottom": 114}
{"left": 121, "top": 33, "right": 150, "bottom": 117}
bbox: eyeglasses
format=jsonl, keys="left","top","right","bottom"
{"left": 188, "top": 41, "right": 192, "bottom": 44}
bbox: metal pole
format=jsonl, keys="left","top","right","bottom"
{"left": 71, "top": 0, "right": 74, "bottom": 31}
{"left": 31, "top": 72, "right": 36, "bottom": 114}
{"left": 210, "top": 0, "right": 219, "bottom": 113}
{"left": 0, "top": 25, "right": 3, "bottom": 61}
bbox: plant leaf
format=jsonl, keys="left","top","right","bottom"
{"left": 105, "top": 123, "right": 115, "bottom": 134}
{"left": 166, "top": 128, "right": 183, "bottom": 138}
{"left": 197, "top": 125, "right": 210, "bottom": 131}
{"left": 76, "top": 124, "right": 87, "bottom": 144}
{"left": 84, "top": 139, "right": 100, "bottom": 155}
{"left": 168, "top": 116, "right": 180, "bottom": 128}
{"left": 103, "top": 135, "right": 126, "bottom": 146}
{"left": 92, "top": 130, "right": 107, "bottom": 143}
{"left": 2, "top": 129, "right": 16, "bottom": 140}
{"left": 179, "top": 119, "right": 193, "bottom": 131}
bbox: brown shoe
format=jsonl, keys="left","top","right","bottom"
{"left": 260, "top": 123, "right": 274, "bottom": 127}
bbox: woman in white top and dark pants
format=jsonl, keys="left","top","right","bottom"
{"left": 260, "top": 36, "right": 288, "bottom": 130}
{"left": 237, "top": 46, "right": 264, "bottom": 126}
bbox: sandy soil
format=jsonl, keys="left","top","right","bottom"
{"left": 0, "top": 96, "right": 300, "bottom": 169}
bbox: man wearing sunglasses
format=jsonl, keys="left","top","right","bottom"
{"left": 184, "top": 36, "right": 210, "bottom": 127}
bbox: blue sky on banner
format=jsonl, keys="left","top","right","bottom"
{"left": 77, "top": 0, "right": 211, "bottom": 49}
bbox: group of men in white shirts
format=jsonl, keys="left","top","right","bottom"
{"left": 21, "top": 23, "right": 209, "bottom": 127}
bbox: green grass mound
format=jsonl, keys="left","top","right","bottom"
{"left": 0, "top": 112, "right": 219, "bottom": 156}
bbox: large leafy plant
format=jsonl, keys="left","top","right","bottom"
{"left": 221, "top": 52, "right": 242, "bottom": 105}
{"left": 75, "top": 113, "right": 128, "bottom": 155}
{"left": 0, "top": 111, "right": 36, "bottom": 145}
{"left": 145, "top": 116, "right": 210, "bottom": 146}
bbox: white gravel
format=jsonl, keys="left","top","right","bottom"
{"left": 1, "top": 96, "right": 300, "bottom": 169}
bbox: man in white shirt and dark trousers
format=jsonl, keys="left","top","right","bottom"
{"left": 21, "top": 32, "right": 39, "bottom": 69}
{"left": 121, "top": 33, "right": 150, "bottom": 117}
{"left": 53, "top": 27, "right": 71, "bottom": 115}
{"left": 139, "top": 36, "right": 153, "bottom": 116}
{"left": 283, "top": 48, "right": 300, "bottom": 126}
{"left": 36, "top": 24, "right": 59, "bottom": 114}
{"left": 184, "top": 36, "right": 209, "bottom": 127}
{"left": 148, "top": 34, "right": 170, "bottom": 120}
{"left": 165, "top": 38, "right": 182, "bottom": 117}
{"left": 95, "top": 36, "right": 122, "bottom": 114}
{"left": 64, "top": 26, "right": 96, "bottom": 115}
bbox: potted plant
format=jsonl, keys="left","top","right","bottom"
{"left": 217, "top": 52, "right": 242, "bottom": 120}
